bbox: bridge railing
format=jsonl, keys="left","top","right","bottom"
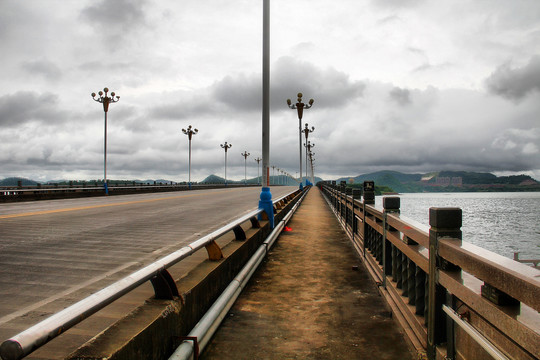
{"left": 0, "top": 188, "right": 303, "bottom": 360}
{"left": 321, "top": 182, "right": 539, "bottom": 360}
{"left": 0, "top": 183, "right": 260, "bottom": 202}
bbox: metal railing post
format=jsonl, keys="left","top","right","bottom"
{"left": 427, "top": 207, "right": 462, "bottom": 360}
{"left": 382, "top": 197, "right": 399, "bottom": 289}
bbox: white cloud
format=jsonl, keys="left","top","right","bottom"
{"left": 0, "top": 0, "right": 539, "bottom": 182}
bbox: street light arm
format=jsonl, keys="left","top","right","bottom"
{"left": 286, "top": 98, "right": 297, "bottom": 109}
{"left": 91, "top": 87, "right": 119, "bottom": 112}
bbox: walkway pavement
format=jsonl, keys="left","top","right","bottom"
{"left": 202, "top": 187, "right": 415, "bottom": 359}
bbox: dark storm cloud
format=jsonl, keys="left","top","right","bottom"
{"left": 485, "top": 56, "right": 540, "bottom": 100}
{"left": 80, "top": 0, "right": 147, "bottom": 29}
{"left": 149, "top": 93, "right": 222, "bottom": 121}
{"left": 80, "top": 0, "right": 148, "bottom": 48}
{"left": 389, "top": 87, "right": 411, "bottom": 106}
{"left": 21, "top": 59, "right": 62, "bottom": 81}
{"left": 212, "top": 56, "right": 366, "bottom": 112}
{"left": 0, "top": 91, "right": 67, "bottom": 127}
{"left": 372, "top": 0, "right": 426, "bottom": 8}
{"left": 149, "top": 56, "right": 366, "bottom": 121}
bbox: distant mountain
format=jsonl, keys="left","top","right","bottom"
{"left": 201, "top": 174, "right": 227, "bottom": 184}
{"left": 201, "top": 174, "right": 324, "bottom": 186}
{"left": 0, "top": 177, "right": 40, "bottom": 186}
{"left": 334, "top": 170, "right": 539, "bottom": 193}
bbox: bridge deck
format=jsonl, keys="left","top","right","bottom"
{"left": 202, "top": 187, "right": 415, "bottom": 359}
{"left": 0, "top": 187, "right": 296, "bottom": 359}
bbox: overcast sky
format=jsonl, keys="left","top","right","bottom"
{"left": 1, "top": 0, "right": 539, "bottom": 182}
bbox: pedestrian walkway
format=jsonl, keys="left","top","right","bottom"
{"left": 202, "top": 187, "right": 415, "bottom": 359}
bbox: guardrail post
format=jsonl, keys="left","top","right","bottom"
{"left": 258, "top": 186, "right": 275, "bottom": 228}
{"left": 352, "top": 189, "right": 361, "bottom": 237}
{"left": 361, "top": 181, "right": 374, "bottom": 257}
{"left": 345, "top": 187, "right": 352, "bottom": 229}
{"left": 340, "top": 186, "right": 344, "bottom": 220}
{"left": 383, "top": 197, "right": 399, "bottom": 288}
{"left": 363, "top": 181, "right": 375, "bottom": 205}
{"left": 427, "top": 207, "right": 462, "bottom": 360}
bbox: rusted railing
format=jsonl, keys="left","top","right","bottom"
{"left": 321, "top": 181, "right": 539, "bottom": 360}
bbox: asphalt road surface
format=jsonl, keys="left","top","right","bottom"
{"left": 0, "top": 186, "right": 296, "bottom": 359}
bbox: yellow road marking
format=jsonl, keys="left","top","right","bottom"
{"left": 0, "top": 190, "right": 234, "bottom": 219}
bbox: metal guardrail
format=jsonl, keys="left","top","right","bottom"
{"left": 169, "top": 187, "right": 309, "bottom": 359}
{"left": 320, "top": 182, "right": 540, "bottom": 360}
{"left": 0, "top": 189, "right": 302, "bottom": 360}
{"left": 0, "top": 183, "right": 261, "bottom": 202}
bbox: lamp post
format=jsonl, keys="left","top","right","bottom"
{"left": 241, "top": 151, "right": 250, "bottom": 185}
{"left": 182, "top": 125, "right": 198, "bottom": 189}
{"left": 258, "top": 0, "right": 274, "bottom": 228}
{"left": 301, "top": 123, "right": 314, "bottom": 185}
{"left": 304, "top": 141, "right": 315, "bottom": 185}
{"left": 287, "top": 93, "right": 314, "bottom": 189}
{"left": 308, "top": 151, "right": 315, "bottom": 184}
{"left": 254, "top": 157, "right": 262, "bottom": 185}
{"left": 221, "top": 142, "right": 232, "bottom": 186}
{"left": 91, "top": 87, "right": 120, "bottom": 195}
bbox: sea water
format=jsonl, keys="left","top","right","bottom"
{"left": 375, "top": 192, "right": 540, "bottom": 259}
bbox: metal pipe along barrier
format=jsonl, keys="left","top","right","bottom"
{"left": 442, "top": 305, "right": 510, "bottom": 360}
{"left": 0, "top": 190, "right": 300, "bottom": 360}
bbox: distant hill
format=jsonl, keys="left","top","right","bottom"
{"left": 0, "top": 177, "right": 40, "bottom": 186}
{"left": 335, "top": 170, "right": 539, "bottom": 193}
{"left": 201, "top": 174, "right": 323, "bottom": 186}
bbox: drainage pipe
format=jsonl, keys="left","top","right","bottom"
{"left": 169, "top": 188, "right": 309, "bottom": 360}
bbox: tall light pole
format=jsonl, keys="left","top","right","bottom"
{"left": 302, "top": 123, "right": 314, "bottom": 185}
{"left": 309, "top": 152, "right": 315, "bottom": 184}
{"left": 254, "top": 157, "right": 262, "bottom": 185}
{"left": 259, "top": 0, "right": 274, "bottom": 227}
{"left": 241, "top": 151, "right": 250, "bottom": 185}
{"left": 221, "top": 142, "right": 232, "bottom": 186}
{"left": 91, "top": 87, "right": 120, "bottom": 195}
{"left": 304, "top": 141, "right": 315, "bottom": 185}
{"left": 182, "top": 125, "right": 198, "bottom": 189}
{"left": 287, "top": 93, "right": 314, "bottom": 189}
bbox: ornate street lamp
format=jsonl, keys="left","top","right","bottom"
{"left": 308, "top": 151, "right": 316, "bottom": 184}
{"left": 91, "top": 87, "right": 120, "bottom": 195}
{"left": 287, "top": 93, "right": 314, "bottom": 188}
{"left": 221, "top": 142, "right": 232, "bottom": 186}
{"left": 254, "top": 157, "right": 262, "bottom": 185}
{"left": 304, "top": 141, "right": 315, "bottom": 185}
{"left": 241, "top": 151, "right": 250, "bottom": 185}
{"left": 182, "top": 125, "right": 198, "bottom": 189}
{"left": 302, "top": 123, "right": 314, "bottom": 184}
